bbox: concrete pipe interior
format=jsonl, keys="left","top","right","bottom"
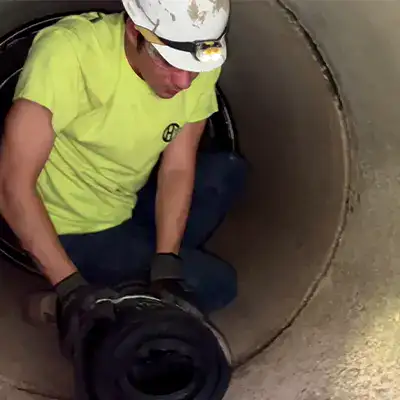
{"left": 0, "top": 0, "right": 348, "bottom": 398}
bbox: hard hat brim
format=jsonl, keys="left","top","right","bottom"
{"left": 153, "top": 37, "right": 227, "bottom": 73}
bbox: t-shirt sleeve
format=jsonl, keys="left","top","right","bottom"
{"left": 187, "top": 67, "right": 222, "bottom": 123}
{"left": 13, "top": 27, "right": 81, "bottom": 133}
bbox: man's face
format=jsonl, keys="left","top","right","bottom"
{"left": 139, "top": 42, "right": 199, "bottom": 99}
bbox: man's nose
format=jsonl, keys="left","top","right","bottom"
{"left": 171, "top": 70, "right": 193, "bottom": 91}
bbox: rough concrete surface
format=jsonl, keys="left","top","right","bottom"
{"left": 228, "top": 1, "right": 400, "bottom": 399}
{"left": 0, "top": 377, "right": 44, "bottom": 400}
{"left": 0, "top": 265, "right": 73, "bottom": 398}
{"left": 209, "top": 0, "right": 347, "bottom": 363}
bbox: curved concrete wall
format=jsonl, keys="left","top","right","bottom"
{"left": 0, "top": 0, "right": 396, "bottom": 398}
{"left": 205, "top": 0, "right": 347, "bottom": 363}
{"left": 229, "top": 1, "right": 400, "bottom": 398}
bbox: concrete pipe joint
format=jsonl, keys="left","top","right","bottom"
{"left": 2, "top": 0, "right": 396, "bottom": 399}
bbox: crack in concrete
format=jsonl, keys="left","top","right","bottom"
{"left": 0, "top": 375, "right": 69, "bottom": 400}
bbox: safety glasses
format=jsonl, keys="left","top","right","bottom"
{"left": 135, "top": 25, "right": 227, "bottom": 63}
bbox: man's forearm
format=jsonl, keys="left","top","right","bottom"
{"left": 0, "top": 184, "right": 77, "bottom": 285}
{"left": 155, "top": 167, "right": 195, "bottom": 254}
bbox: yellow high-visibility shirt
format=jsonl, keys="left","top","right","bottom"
{"left": 14, "top": 12, "right": 220, "bottom": 234}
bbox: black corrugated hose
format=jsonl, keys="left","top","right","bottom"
{"left": 61, "top": 288, "right": 232, "bottom": 400}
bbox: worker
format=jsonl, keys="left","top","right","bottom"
{"left": 0, "top": 0, "right": 247, "bottom": 332}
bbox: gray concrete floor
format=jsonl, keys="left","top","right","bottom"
{"left": 0, "top": 382, "right": 44, "bottom": 400}
{"left": 0, "top": 264, "right": 73, "bottom": 398}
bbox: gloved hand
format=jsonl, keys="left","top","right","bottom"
{"left": 150, "top": 252, "right": 183, "bottom": 282}
{"left": 150, "top": 253, "right": 203, "bottom": 317}
{"left": 55, "top": 271, "right": 118, "bottom": 358}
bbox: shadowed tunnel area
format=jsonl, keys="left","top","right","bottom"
{"left": 0, "top": 0, "right": 348, "bottom": 397}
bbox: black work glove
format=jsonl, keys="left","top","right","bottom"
{"left": 150, "top": 252, "right": 183, "bottom": 283}
{"left": 55, "top": 271, "right": 118, "bottom": 359}
{"left": 150, "top": 253, "right": 203, "bottom": 317}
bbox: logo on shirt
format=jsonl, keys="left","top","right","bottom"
{"left": 163, "top": 123, "right": 181, "bottom": 143}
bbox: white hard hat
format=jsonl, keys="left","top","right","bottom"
{"left": 122, "top": 0, "right": 230, "bottom": 72}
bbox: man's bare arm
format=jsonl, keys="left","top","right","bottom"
{"left": 155, "top": 120, "right": 206, "bottom": 255}
{"left": 0, "top": 99, "right": 77, "bottom": 285}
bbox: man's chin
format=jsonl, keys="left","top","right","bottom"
{"left": 159, "top": 93, "right": 175, "bottom": 99}
{"left": 156, "top": 89, "right": 181, "bottom": 99}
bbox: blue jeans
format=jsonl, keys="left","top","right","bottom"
{"left": 59, "top": 152, "right": 247, "bottom": 313}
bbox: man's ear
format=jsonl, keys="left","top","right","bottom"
{"left": 125, "top": 18, "right": 139, "bottom": 43}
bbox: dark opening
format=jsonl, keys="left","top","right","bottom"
{"left": 130, "top": 349, "right": 195, "bottom": 395}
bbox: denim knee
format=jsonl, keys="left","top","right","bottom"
{"left": 210, "top": 260, "right": 238, "bottom": 312}
{"left": 195, "top": 152, "right": 248, "bottom": 195}
{"left": 181, "top": 248, "right": 238, "bottom": 313}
